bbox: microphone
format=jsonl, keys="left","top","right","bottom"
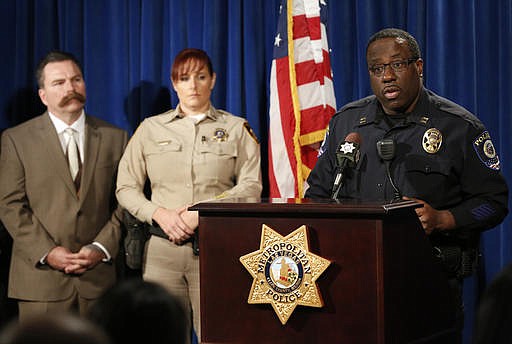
{"left": 376, "top": 138, "right": 401, "bottom": 201}
{"left": 331, "top": 132, "right": 361, "bottom": 200}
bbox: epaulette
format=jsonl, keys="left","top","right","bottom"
{"left": 150, "top": 109, "right": 179, "bottom": 124}
{"left": 338, "top": 95, "right": 375, "bottom": 113}
{"left": 330, "top": 96, "right": 376, "bottom": 124}
{"left": 215, "top": 109, "right": 231, "bottom": 117}
{"left": 427, "top": 90, "right": 484, "bottom": 130}
{"left": 213, "top": 108, "right": 244, "bottom": 123}
{"left": 156, "top": 109, "right": 175, "bottom": 117}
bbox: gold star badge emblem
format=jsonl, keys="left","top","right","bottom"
{"left": 239, "top": 224, "right": 331, "bottom": 325}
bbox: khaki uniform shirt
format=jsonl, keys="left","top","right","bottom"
{"left": 116, "top": 105, "right": 262, "bottom": 223}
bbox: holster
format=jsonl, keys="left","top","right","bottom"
{"left": 430, "top": 229, "right": 481, "bottom": 279}
{"left": 432, "top": 245, "right": 480, "bottom": 279}
{"left": 122, "top": 210, "right": 149, "bottom": 270}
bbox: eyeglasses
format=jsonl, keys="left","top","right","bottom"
{"left": 368, "top": 58, "right": 418, "bottom": 77}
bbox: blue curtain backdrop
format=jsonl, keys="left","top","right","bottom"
{"left": 0, "top": 0, "right": 511, "bottom": 342}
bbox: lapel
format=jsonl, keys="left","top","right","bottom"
{"left": 79, "top": 116, "right": 101, "bottom": 205}
{"left": 37, "top": 113, "right": 78, "bottom": 198}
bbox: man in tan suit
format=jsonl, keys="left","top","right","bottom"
{"left": 0, "top": 51, "right": 128, "bottom": 320}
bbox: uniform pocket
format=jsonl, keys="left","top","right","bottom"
{"left": 144, "top": 140, "right": 183, "bottom": 182}
{"left": 195, "top": 142, "right": 237, "bottom": 184}
{"left": 404, "top": 155, "right": 456, "bottom": 199}
{"left": 405, "top": 155, "right": 452, "bottom": 176}
{"left": 144, "top": 140, "right": 182, "bottom": 156}
{"left": 197, "top": 142, "right": 237, "bottom": 157}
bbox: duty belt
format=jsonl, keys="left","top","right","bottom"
{"left": 148, "top": 224, "right": 199, "bottom": 256}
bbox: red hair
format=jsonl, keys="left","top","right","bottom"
{"left": 171, "top": 48, "right": 213, "bottom": 82}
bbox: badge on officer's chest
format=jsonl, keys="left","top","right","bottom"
{"left": 212, "top": 128, "right": 228, "bottom": 142}
{"left": 422, "top": 128, "right": 442, "bottom": 154}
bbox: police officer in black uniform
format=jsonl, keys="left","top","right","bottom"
{"left": 306, "top": 28, "right": 509, "bottom": 343}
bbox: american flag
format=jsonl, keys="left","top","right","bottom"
{"left": 268, "top": 0, "right": 336, "bottom": 198}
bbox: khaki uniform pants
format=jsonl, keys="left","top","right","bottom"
{"left": 143, "top": 236, "right": 200, "bottom": 343}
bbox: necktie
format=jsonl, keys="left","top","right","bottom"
{"left": 65, "top": 128, "right": 81, "bottom": 190}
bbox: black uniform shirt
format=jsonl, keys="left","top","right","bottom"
{"left": 306, "top": 88, "right": 508, "bottom": 237}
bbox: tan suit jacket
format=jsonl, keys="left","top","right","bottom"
{"left": 0, "top": 113, "right": 128, "bottom": 301}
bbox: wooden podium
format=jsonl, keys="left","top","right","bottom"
{"left": 191, "top": 199, "right": 456, "bottom": 343}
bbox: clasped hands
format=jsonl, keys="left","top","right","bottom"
{"left": 46, "top": 244, "right": 105, "bottom": 275}
{"left": 403, "top": 196, "right": 456, "bottom": 235}
{"left": 152, "top": 205, "right": 199, "bottom": 245}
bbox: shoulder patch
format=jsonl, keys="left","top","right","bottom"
{"left": 473, "top": 131, "right": 500, "bottom": 170}
{"left": 244, "top": 122, "right": 259, "bottom": 144}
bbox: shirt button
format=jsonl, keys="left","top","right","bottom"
{"left": 186, "top": 183, "right": 192, "bottom": 188}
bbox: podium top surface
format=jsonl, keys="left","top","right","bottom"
{"left": 190, "top": 198, "right": 420, "bottom": 217}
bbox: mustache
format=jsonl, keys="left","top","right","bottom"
{"left": 59, "top": 92, "right": 86, "bottom": 107}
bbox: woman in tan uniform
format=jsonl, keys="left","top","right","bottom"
{"left": 116, "top": 48, "right": 262, "bottom": 343}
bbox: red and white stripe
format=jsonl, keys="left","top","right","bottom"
{"left": 268, "top": 0, "right": 336, "bottom": 198}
